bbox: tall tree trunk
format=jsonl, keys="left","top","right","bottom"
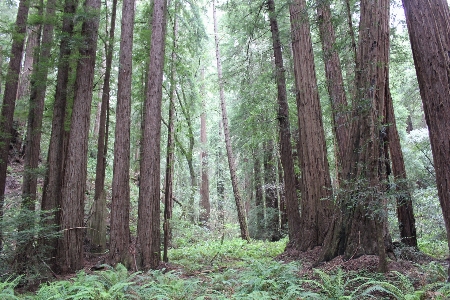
{"left": 88, "top": 0, "right": 118, "bottom": 253}
{"left": 56, "top": 0, "right": 101, "bottom": 274}
{"left": 385, "top": 83, "right": 417, "bottom": 247}
{"left": 41, "top": 0, "right": 78, "bottom": 270}
{"left": 163, "top": 0, "right": 177, "bottom": 263}
{"left": 316, "top": 0, "right": 350, "bottom": 181}
{"left": 216, "top": 121, "right": 225, "bottom": 231}
{"left": 401, "top": 0, "right": 450, "bottom": 272}
{"left": 212, "top": 0, "right": 249, "bottom": 241}
{"left": 0, "top": 45, "right": 3, "bottom": 98}
{"left": 109, "top": 0, "right": 135, "bottom": 268}
{"left": 0, "top": 0, "right": 30, "bottom": 251}
{"left": 137, "top": 0, "right": 167, "bottom": 270}
{"left": 199, "top": 69, "right": 210, "bottom": 227}
{"left": 253, "top": 153, "right": 264, "bottom": 239}
{"left": 264, "top": 140, "right": 280, "bottom": 241}
{"left": 23, "top": 0, "right": 56, "bottom": 203}
{"left": 14, "top": 0, "right": 46, "bottom": 272}
{"left": 321, "top": 0, "right": 392, "bottom": 272}
{"left": 277, "top": 156, "right": 288, "bottom": 231}
{"left": 289, "top": 0, "right": 333, "bottom": 251}
{"left": 267, "top": 0, "right": 301, "bottom": 246}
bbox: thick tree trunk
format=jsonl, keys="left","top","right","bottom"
{"left": 213, "top": 0, "right": 249, "bottom": 241}
{"left": 320, "top": 0, "right": 392, "bottom": 272}
{"left": 316, "top": 0, "right": 350, "bottom": 180}
{"left": 56, "top": 0, "right": 101, "bottom": 274}
{"left": 41, "top": 0, "right": 78, "bottom": 270}
{"left": 289, "top": 0, "right": 333, "bottom": 251}
{"left": 401, "top": 0, "right": 450, "bottom": 272}
{"left": 267, "top": 0, "right": 301, "bottom": 245}
{"left": 163, "top": 1, "right": 177, "bottom": 262}
{"left": 137, "top": 0, "right": 167, "bottom": 270}
{"left": 88, "top": 0, "right": 118, "bottom": 253}
{"left": 109, "top": 0, "right": 135, "bottom": 268}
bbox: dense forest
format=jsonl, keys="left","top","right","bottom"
{"left": 0, "top": 0, "right": 450, "bottom": 298}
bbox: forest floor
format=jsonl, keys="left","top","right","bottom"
{"left": 3, "top": 160, "right": 450, "bottom": 299}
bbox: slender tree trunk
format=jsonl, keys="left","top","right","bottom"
{"left": 199, "top": 69, "right": 210, "bottom": 226}
{"left": 316, "top": 0, "right": 350, "bottom": 181}
{"left": 56, "top": 0, "right": 101, "bottom": 274}
{"left": 16, "top": 26, "right": 38, "bottom": 105}
{"left": 23, "top": 0, "right": 56, "bottom": 203}
{"left": 216, "top": 122, "right": 225, "bottom": 231}
{"left": 0, "top": 0, "right": 30, "bottom": 251}
{"left": 384, "top": 83, "right": 417, "bottom": 247}
{"left": 401, "top": 0, "right": 450, "bottom": 271}
{"left": 175, "top": 87, "right": 197, "bottom": 221}
{"left": 277, "top": 156, "right": 288, "bottom": 231}
{"left": 267, "top": 0, "right": 301, "bottom": 245}
{"left": 213, "top": 0, "right": 249, "bottom": 241}
{"left": 289, "top": 0, "right": 333, "bottom": 251}
{"left": 88, "top": 0, "right": 118, "bottom": 253}
{"left": 0, "top": 45, "right": 3, "bottom": 98}
{"left": 264, "top": 140, "right": 280, "bottom": 241}
{"left": 253, "top": 153, "right": 264, "bottom": 239}
{"left": 109, "top": 0, "right": 135, "bottom": 268}
{"left": 13, "top": 0, "right": 44, "bottom": 272}
{"left": 163, "top": 1, "right": 177, "bottom": 262}
{"left": 137, "top": 0, "right": 167, "bottom": 270}
{"left": 41, "top": 0, "right": 78, "bottom": 270}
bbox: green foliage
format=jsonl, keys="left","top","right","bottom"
{"left": 33, "top": 264, "right": 139, "bottom": 300}
{"left": 0, "top": 276, "right": 21, "bottom": 300}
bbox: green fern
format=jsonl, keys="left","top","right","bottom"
{"left": 0, "top": 276, "right": 21, "bottom": 300}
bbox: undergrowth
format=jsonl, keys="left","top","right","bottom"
{"left": 1, "top": 237, "right": 449, "bottom": 299}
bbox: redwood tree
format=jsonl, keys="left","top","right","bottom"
{"left": 88, "top": 0, "right": 118, "bottom": 252}
{"left": 289, "top": 0, "right": 333, "bottom": 251}
{"left": 320, "top": 0, "right": 392, "bottom": 272}
{"left": 401, "top": 0, "right": 450, "bottom": 261}
{"left": 41, "top": 0, "right": 78, "bottom": 268}
{"left": 137, "top": 0, "right": 167, "bottom": 270}
{"left": 109, "top": 0, "right": 135, "bottom": 268}
{"left": 0, "top": 0, "right": 30, "bottom": 250}
{"left": 267, "top": 0, "right": 301, "bottom": 245}
{"left": 56, "top": 0, "right": 101, "bottom": 274}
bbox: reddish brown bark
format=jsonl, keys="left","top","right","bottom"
{"left": 56, "top": 0, "right": 101, "bottom": 274}
{"left": 89, "top": 0, "right": 118, "bottom": 252}
{"left": 267, "top": 0, "right": 301, "bottom": 245}
{"left": 316, "top": 0, "right": 350, "bottom": 179}
{"left": 137, "top": 0, "right": 167, "bottom": 270}
{"left": 163, "top": 1, "right": 177, "bottom": 262}
{"left": 41, "top": 0, "right": 78, "bottom": 269}
{"left": 401, "top": 0, "right": 450, "bottom": 261}
{"left": 385, "top": 84, "right": 417, "bottom": 247}
{"left": 109, "top": 0, "right": 135, "bottom": 268}
{"left": 320, "top": 0, "right": 392, "bottom": 272}
{"left": 0, "top": 0, "right": 30, "bottom": 251}
{"left": 289, "top": 0, "right": 333, "bottom": 251}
